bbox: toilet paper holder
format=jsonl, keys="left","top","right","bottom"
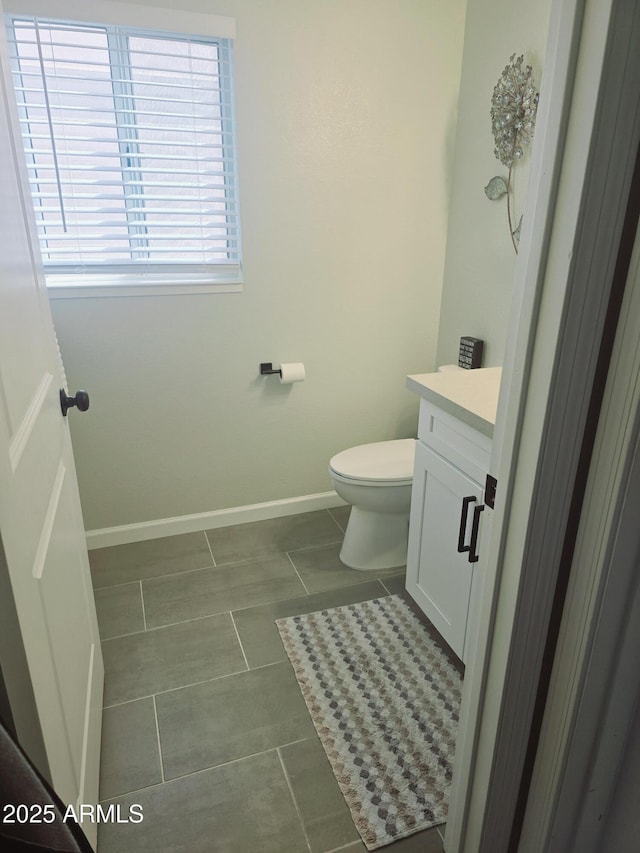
{"left": 259, "top": 362, "right": 281, "bottom": 377}
{"left": 260, "top": 361, "right": 306, "bottom": 384}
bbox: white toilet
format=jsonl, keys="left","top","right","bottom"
{"left": 329, "top": 438, "right": 415, "bottom": 571}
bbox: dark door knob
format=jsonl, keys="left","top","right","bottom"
{"left": 60, "top": 388, "right": 90, "bottom": 417}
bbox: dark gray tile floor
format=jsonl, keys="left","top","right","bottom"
{"left": 91, "top": 508, "right": 448, "bottom": 853}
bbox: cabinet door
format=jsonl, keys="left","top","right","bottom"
{"left": 406, "top": 441, "right": 484, "bottom": 660}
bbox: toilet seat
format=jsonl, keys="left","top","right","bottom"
{"left": 329, "top": 439, "right": 414, "bottom": 486}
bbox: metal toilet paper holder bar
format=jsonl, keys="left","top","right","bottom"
{"left": 259, "top": 362, "right": 282, "bottom": 377}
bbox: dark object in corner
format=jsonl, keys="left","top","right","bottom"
{"left": 458, "top": 337, "right": 484, "bottom": 369}
{"left": 0, "top": 719, "right": 94, "bottom": 852}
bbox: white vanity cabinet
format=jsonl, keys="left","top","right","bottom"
{"left": 405, "top": 381, "right": 495, "bottom": 664}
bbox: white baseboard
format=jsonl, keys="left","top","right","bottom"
{"left": 85, "top": 491, "right": 347, "bottom": 550}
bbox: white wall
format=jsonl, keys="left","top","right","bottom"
{"left": 47, "top": 0, "right": 466, "bottom": 531}
{"left": 435, "top": 0, "right": 552, "bottom": 368}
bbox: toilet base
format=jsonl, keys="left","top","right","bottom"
{"left": 339, "top": 506, "right": 409, "bottom": 571}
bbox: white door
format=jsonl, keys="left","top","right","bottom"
{"left": 0, "top": 4, "right": 103, "bottom": 845}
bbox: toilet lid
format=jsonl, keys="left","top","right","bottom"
{"left": 329, "top": 439, "right": 415, "bottom": 482}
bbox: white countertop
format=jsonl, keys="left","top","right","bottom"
{"left": 406, "top": 366, "right": 502, "bottom": 437}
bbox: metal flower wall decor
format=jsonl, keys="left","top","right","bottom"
{"left": 484, "top": 54, "right": 539, "bottom": 253}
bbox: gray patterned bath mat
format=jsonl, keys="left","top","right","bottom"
{"left": 276, "top": 595, "right": 462, "bottom": 850}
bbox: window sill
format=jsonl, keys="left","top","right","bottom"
{"left": 46, "top": 273, "right": 243, "bottom": 299}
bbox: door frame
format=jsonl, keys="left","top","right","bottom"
{"left": 446, "top": 0, "right": 640, "bottom": 849}
{"left": 519, "top": 167, "right": 640, "bottom": 852}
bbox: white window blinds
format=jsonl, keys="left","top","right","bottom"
{"left": 7, "top": 17, "right": 241, "bottom": 285}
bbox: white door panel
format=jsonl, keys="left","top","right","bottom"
{"left": 0, "top": 122, "right": 51, "bottom": 431}
{"left": 0, "top": 1, "right": 103, "bottom": 844}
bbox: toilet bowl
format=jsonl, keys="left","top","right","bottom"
{"left": 329, "top": 438, "right": 415, "bottom": 571}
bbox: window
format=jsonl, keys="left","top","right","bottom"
{"left": 7, "top": 14, "right": 241, "bottom": 294}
